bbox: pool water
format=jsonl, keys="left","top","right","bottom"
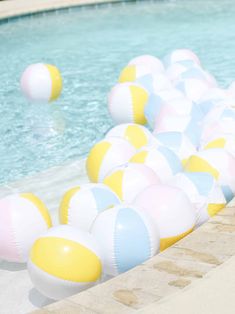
{"left": 0, "top": 0, "right": 235, "bottom": 184}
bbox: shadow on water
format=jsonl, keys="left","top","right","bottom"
{"left": 28, "top": 288, "right": 53, "bottom": 308}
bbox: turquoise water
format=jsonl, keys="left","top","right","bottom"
{"left": 0, "top": 0, "right": 235, "bottom": 184}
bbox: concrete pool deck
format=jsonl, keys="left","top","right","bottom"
{"left": 0, "top": 0, "right": 121, "bottom": 21}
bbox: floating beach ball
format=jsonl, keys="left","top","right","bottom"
{"left": 184, "top": 148, "right": 235, "bottom": 202}
{"left": 105, "top": 123, "right": 155, "bottom": 149}
{"left": 130, "top": 145, "right": 182, "bottom": 182}
{"left": 91, "top": 204, "right": 159, "bottom": 276}
{"left": 201, "top": 107, "right": 235, "bottom": 143}
{"left": 136, "top": 73, "right": 172, "bottom": 94}
{"left": 128, "top": 55, "right": 165, "bottom": 73}
{"left": 175, "top": 78, "right": 211, "bottom": 102}
{"left": 103, "top": 163, "right": 160, "bottom": 203}
{"left": 20, "top": 63, "right": 62, "bottom": 103}
{"left": 164, "top": 49, "right": 201, "bottom": 67}
{"left": 28, "top": 225, "right": 102, "bottom": 300}
{"left": 153, "top": 113, "right": 201, "bottom": 147}
{"left": 169, "top": 172, "right": 226, "bottom": 227}
{"left": 228, "top": 81, "right": 235, "bottom": 99}
{"left": 118, "top": 64, "right": 153, "bottom": 83}
{"left": 59, "top": 183, "right": 120, "bottom": 232}
{"left": 154, "top": 131, "right": 196, "bottom": 165}
{"left": 134, "top": 185, "right": 195, "bottom": 251}
{"left": 86, "top": 137, "right": 135, "bottom": 183}
{"left": 196, "top": 88, "right": 230, "bottom": 115}
{"left": 0, "top": 193, "right": 52, "bottom": 263}
{"left": 201, "top": 134, "right": 235, "bottom": 158}
{"left": 108, "top": 82, "right": 149, "bottom": 125}
{"left": 166, "top": 60, "right": 201, "bottom": 82}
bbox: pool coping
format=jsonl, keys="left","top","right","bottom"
{"left": 0, "top": 0, "right": 131, "bottom": 22}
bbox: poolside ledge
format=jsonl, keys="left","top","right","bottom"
{"left": 0, "top": 0, "right": 122, "bottom": 20}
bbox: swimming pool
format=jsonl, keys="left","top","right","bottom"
{"left": 0, "top": 0, "right": 235, "bottom": 184}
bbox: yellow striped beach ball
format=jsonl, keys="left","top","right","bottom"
{"left": 134, "top": 185, "right": 196, "bottom": 251}
{"left": 59, "top": 183, "right": 120, "bottom": 232}
{"left": 105, "top": 123, "right": 155, "bottom": 149}
{"left": 119, "top": 64, "right": 153, "bottom": 83}
{"left": 184, "top": 148, "right": 235, "bottom": 203}
{"left": 108, "top": 82, "right": 149, "bottom": 125}
{"left": 28, "top": 225, "right": 102, "bottom": 300}
{"left": 103, "top": 163, "right": 160, "bottom": 203}
{"left": 86, "top": 137, "right": 136, "bottom": 183}
{"left": 130, "top": 145, "right": 182, "bottom": 183}
{"left": 20, "top": 63, "right": 62, "bottom": 103}
{"left": 0, "top": 193, "right": 52, "bottom": 263}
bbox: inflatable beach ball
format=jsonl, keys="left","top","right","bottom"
{"left": 136, "top": 73, "right": 172, "bottom": 94}
{"left": 103, "top": 163, "right": 160, "bottom": 203}
{"left": 118, "top": 64, "right": 154, "bottom": 83}
{"left": 153, "top": 113, "right": 201, "bottom": 147}
{"left": 134, "top": 185, "right": 195, "bottom": 251}
{"left": 164, "top": 49, "right": 201, "bottom": 67}
{"left": 86, "top": 137, "right": 135, "bottom": 183}
{"left": 108, "top": 82, "right": 149, "bottom": 125}
{"left": 184, "top": 148, "right": 235, "bottom": 202}
{"left": 175, "top": 78, "right": 211, "bottom": 102}
{"left": 91, "top": 204, "right": 159, "bottom": 276}
{"left": 28, "top": 225, "right": 102, "bottom": 300}
{"left": 154, "top": 132, "right": 196, "bottom": 165}
{"left": 130, "top": 145, "right": 182, "bottom": 183}
{"left": 201, "top": 134, "right": 235, "bottom": 158}
{"left": 128, "top": 55, "right": 165, "bottom": 73}
{"left": 201, "top": 107, "right": 235, "bottom": 143}
{"left": 105, "top": 123, "right": 155, "bottom": 149}
{"left": 59, "top": 183, "right": 120, "bottom": 232}
{"left": 169, "top": 172, "right": 226, "bottom": 227}
{"left": 166, "top": 60, "right": 201, "bottom": 82}
{"left": 20, "top": 63, "right": 62, "bottom": 103}
{"left": 196, "top": 88, "right": 230, "bottom": 116}
{"left": 0, "top": 193, "right": 52, "bottom": 263}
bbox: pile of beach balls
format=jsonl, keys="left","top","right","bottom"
{"left": 1, "top": 49, "right": 235, "bottom": 302}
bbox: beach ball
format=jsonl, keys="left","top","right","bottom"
{"left": 164, "top": 49, "right": 201, "bottom": 67}
{"left": 166, "top": 60, "right": 201, "bottom": 82}
{"left": 105, "top": 123, "right": 155, "bottom": 149}
{"left": 201, "top": 107, "right": 235, "bottom": 143}
{"left": 20, "top": 63, "right": 62, "bottom": 103}
{"left": 136, "top": 73, "right": 172, "bottom": 94}
{"left": 59, "top": 183, "right": 120, "bottom": 232}
{"left": 153, "top": 113, "right": 201, "bottom": 147}
{"left": 201, "top": 134, "right": 235, "bottom": 158}
{"left": 91, "top": 204, "right": 159, "bottom": 276}
{"left": 86, "top": 137, "right": 135, "bottom": 183}
{"left": 130, "top": 145, "right": 182, "bottom": 182}
{"left": 154, "top": 131, "right": 196, "bottom": 165}
{"left": 103, "top": 163, "right": 160, "bottom": 203}
{"left": 184, "top": 148, "right": 235, "bottom": 202}
{"left": 0, "top": 193, "right": 52, "bottom": 263}
{"left": 196, "top": 88, "right": 230, "bottom": 115}
{"left": 134, "top": 185, "right": 195, "bottom": 251}
{"left": 108, "top": 82, "right": 149, "bottom": 125}
{"left": 118, "top": 64, "right": 153, "bottom": 83}
{"left": 169, "top": 172, "right": 226, "bottom": 227}
{"left": 175, "top": 78, "right": 211, "bottom": 102}
{"left": 28, "top": 225, "right": 102, "bottom": 300}
{"left": 128, "top": 55, "right": 165, "bottom": 73}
